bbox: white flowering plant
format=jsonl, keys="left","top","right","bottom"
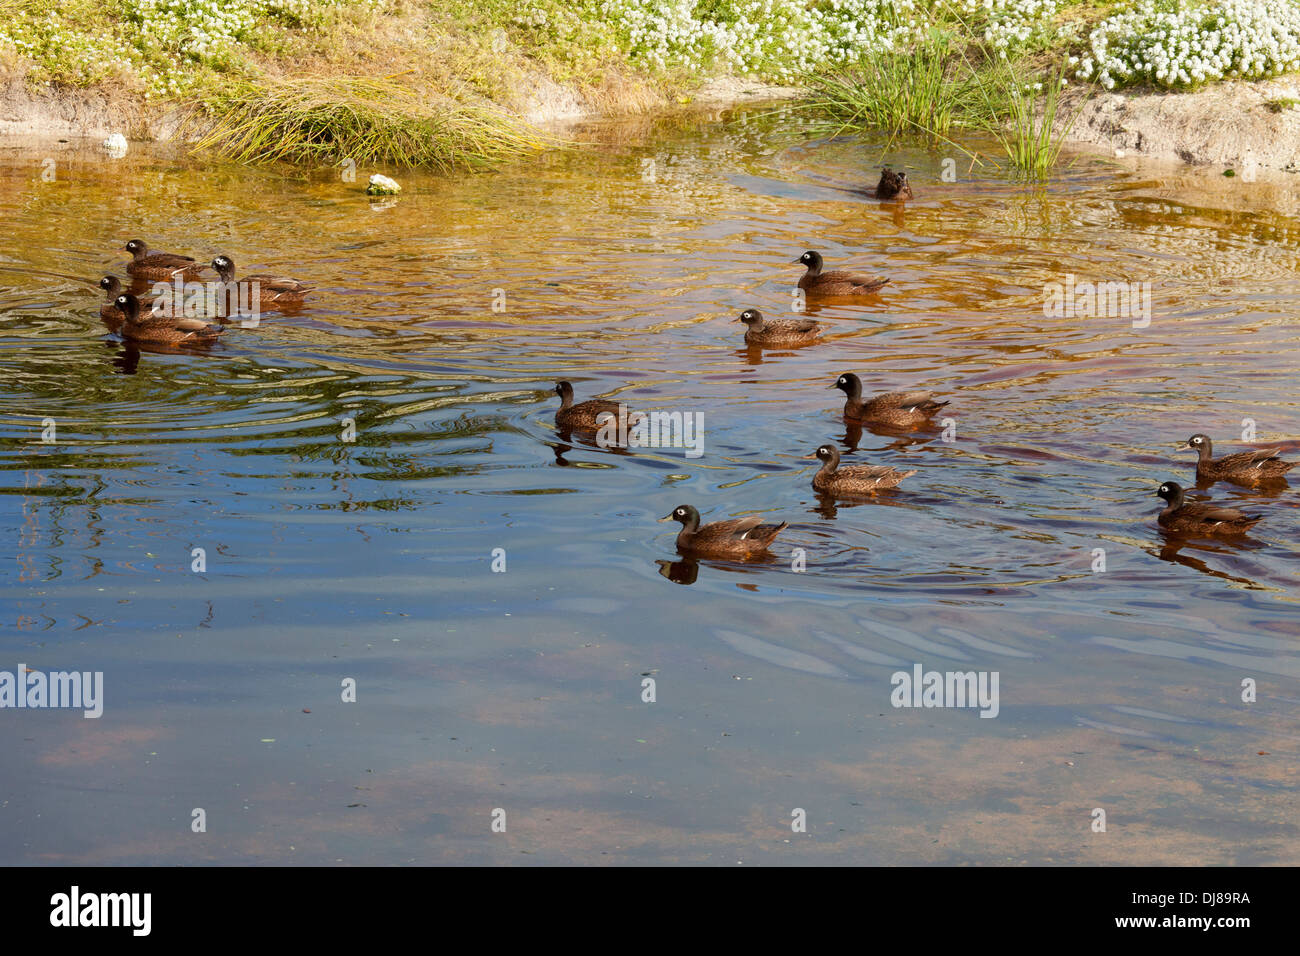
{"left": 1076, "top": 0, "right": 1300, "bottom": 89}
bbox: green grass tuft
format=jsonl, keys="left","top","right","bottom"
{"left": 185, "top": 75, "right": 553, "bottom": 170}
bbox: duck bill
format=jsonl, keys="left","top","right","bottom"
{"left": 1175, "top": 443, "right": 1193, "bottom": 450}
{"left": 799, "top": 453, "right": 818, "bottom": 460}
{"left": 657, "top": 514, "right": 674, "bottom": 522}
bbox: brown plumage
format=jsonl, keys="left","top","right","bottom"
{"left": 796, "top": 251, "right": 889, "bottom": 296}
{"left": 98, "top": 275, "right": 164, "bottom": 333}
{"left": 553, "top": 381, "right": 643, "bottom": 435}
{"left": 875, "top": 168, "right": 913, "bottom": 200}
{"left": 115, "top": 293, "right": 222, "bottom": 346}
{"left": 212, "top": 255, "right": 310, "bottom": 309}
{"left": 735, "top": 308, "right": 822, "bottom": 347}
{"left": 1155, "top": 481, "right": 1263, "bottom": 536}
{"left": 1180, "top": 433, "right": 1295, "bottom": 485}
{"left": 124, "top": 239, "right": 205, "bottom": 281}
{"left": 659, "top": 504, "right": 786, "bottom": 559}
{"left": 806, "top": 443, "right": 915, "bottom": 496}
{"left": 832, "top": 372, "right": 947, "bottom": 427}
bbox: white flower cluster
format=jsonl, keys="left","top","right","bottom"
{"left": 955, "top": 0, "right": 1060, "bottom": 54}
{"left": 596, "top": 0, "right": 906, "bottom": 78}
{"left": 595, "top": 0, "right": 1061, "bottom": 79}
{"left": 1076, "top": 0, "right": 1300, "bottom": 89}
{"left": 125, "top": 0, "right": 258, "bottom": 68}
{"left": 0, "top": 0, "right": 381, "bottom": 92}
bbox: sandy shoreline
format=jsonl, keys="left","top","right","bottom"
{"left": 2, "top": 73, "right": 1297, "bottom": 175}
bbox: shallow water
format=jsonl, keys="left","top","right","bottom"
{"left": 1, "top": 108, "right": 1298, "bottom": 865}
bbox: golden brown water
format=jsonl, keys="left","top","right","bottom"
{"left": 1, "top": 108, "right": 1298, "bottom": 864}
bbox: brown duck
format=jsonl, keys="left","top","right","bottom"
{"left": 875, "top": 168, "right": 913, "bottom": 200}
{"left": 1155, "top": 481, "right": 1262, "bottom": 535}
{"left": 115, "top": 293, "right": 223, "bottom": 346}
{"left": 98, "top": 275, "right": 163, "bottom": 333}
{"left": 805, "top": 443, "right": 915, "bottom": 495}
{"left": 796, "top": 251, "right": 889, "bottom": 296}
{"left": 832, "top": 372, "right": 947, "bottom": 426}
{"left": 1180, "top": 433, "right": 1295, "bottom": 485}
{"left": 211, "top": 255, "right": 310, "bottom": 308}
{"left": 554, "top": 381, "right": 643, "bottom": 434}
{"left": 659, "top": 504, "right": 787, "bottom": 559}
{"left": 736, "top": 308, "right": 822, "bottom": 347}
{"left": 124, "top": 239, "right": 205, "bottom": 281}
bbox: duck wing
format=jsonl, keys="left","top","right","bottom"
{"left": 768, "top": 319, "right": 821, "bottom": 334}
{"left": 1216, "top": 448, "right": 1286, "bottom": 470}
{"left": 840, "top": 464, "right": 913, "bottom": 482}
{"left": 1181, "top": 502, "right": 1260, "bottom": 523}
{"left": 866, "top": 390, "right": 942, "bottom": 413}
{"left": 249, "top": 274, "right": 310, "bottom": 295}
{"left": 818, "top": 271, "right": 889, "bottom": 293}
{"left": 143, "top": 252, "right": 197, "bottom": 268}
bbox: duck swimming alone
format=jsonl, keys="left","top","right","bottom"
{"left": 659, "top": 504, "right": 787, "bottom": 559}
{"left": 115, "top": 292, "right": 223, "bottom": 346}
{"left": 806, "top": 443, "right": 915, "bottom": 496}
{"left": 832, "top": 373, "right": 948, "bottom": 427}
{"left": 124, "top": 239, "right": 205, "bottom": 281}
{"left": 735, "top": 308, "right": 822, "bottom": 347}
{"left": 1155, "top": 481, "right": 1263, "bottom": 536}
{"left": 211, "top": 255, "right": 310, "bottom": 308}
{"left": 796, "top": 251, "right": 889, "bottom": 296}
{"left": 553, "top": 381, "right": 643, "bottom": 434}
{"left": 1179, "top": 433, "right": 1296, "bottom": 486}
{"left": 874, "top": 168, "right": 913, "bottom": 200}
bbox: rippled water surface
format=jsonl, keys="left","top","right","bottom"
{"left": 2, "top": 108, "right": 1298, "bottom": 864}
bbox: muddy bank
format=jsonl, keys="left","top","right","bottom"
{"left": 0, "top": 70, "right": 798, "bottom": 146}
{"left": 1064, "top": 76, "right": 1300, "bottom": 173}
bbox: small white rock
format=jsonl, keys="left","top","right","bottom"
{"left": 103, "top": 133, "right": 128, "bottom": 157}
{"left": 366, "top": 173, "right": 401, "bottom": 195}
{"left": 1114, "top": 148, "right": 1126, "bottom": 158}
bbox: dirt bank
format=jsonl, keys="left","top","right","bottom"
{"left": 1064, "top": 76, "right": 1300, "bottom": 173}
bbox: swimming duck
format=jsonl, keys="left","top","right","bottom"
{"left": 796, "top": 251, "right": 889, "bottom": 296}
{"left": 1155, "top": 481, "right": 1262, "bottom": 536}
{"left": 659, "top": 504, "right": 787, "bottom": 559}
{"left": 875, "top": 168, "right": 913, "bottom": 200}
{"left": 1179, "top": 433, "right": 1295, "bottom": 485}
{"left": 124, "top": 239, "right": 205, "bottom": 281}
{"left": 805, "top": 443, "right": 915, "bottom": 495}
{"left": 98, "top": 275, "right": 162, "bottom": 332}
{"left": 736, "top": 308, "right": 823, "bottom": 347}
{"left": 115, "top": 293, "right": 222, "bottom": 346}
{"left": 211, "top": 255, "right": 310, "bottom": 308}
{"left": 832, "top": 373, "right": 948, "bottom": 426}
{"left": 553, "top": 381, "right": 643, "bottom": 435}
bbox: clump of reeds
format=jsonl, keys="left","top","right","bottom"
{"left": 799, "top": 28, "right": 989, "bottom": 141}
{"left": 186, "top": 75, "right": 551, "bottom": 171}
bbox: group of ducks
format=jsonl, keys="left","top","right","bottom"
{"left": 97, "top": 166, "right": 1292, "bottom": 561}
{"left": 95, "top": 239, "right": 310, "bottom": 345}
{"left": 553, "top": 169, "right": 1294, "bottom": 560}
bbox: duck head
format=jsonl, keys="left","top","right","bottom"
{"left": 124, "top": 239, "right": 149, "bottom": 260}
{"left": 802, "top": 444, "right": 841, "bottom": 468}
{"left": 659, "top": 504, "right": 701, "bottom": 531}
{"left": 114, "top": 293, "right": 142, "bottom": 322}
{"left": 831, "top": 372, "right": 862, "bottom": 397}
{"left": 1156, "top": 481, "right": 1185, "bottom": 506}
{"left": 735, "top": 308, "right": 764, "bottom": 327}
{"left": 1179, "top": 433, "right": 1212, "bottom": 459}
{"left": 99, "top": 275, "right": 122, "bottom": 300}
{"left": 796, "top": 250, "right": 823, "bottom": 275}
{"left": 211, "top": 255, "right": 237, "bottom": 281}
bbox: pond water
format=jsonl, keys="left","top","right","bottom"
{"left": 1, "top": 106, "right": 1298, "bottom": 865}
